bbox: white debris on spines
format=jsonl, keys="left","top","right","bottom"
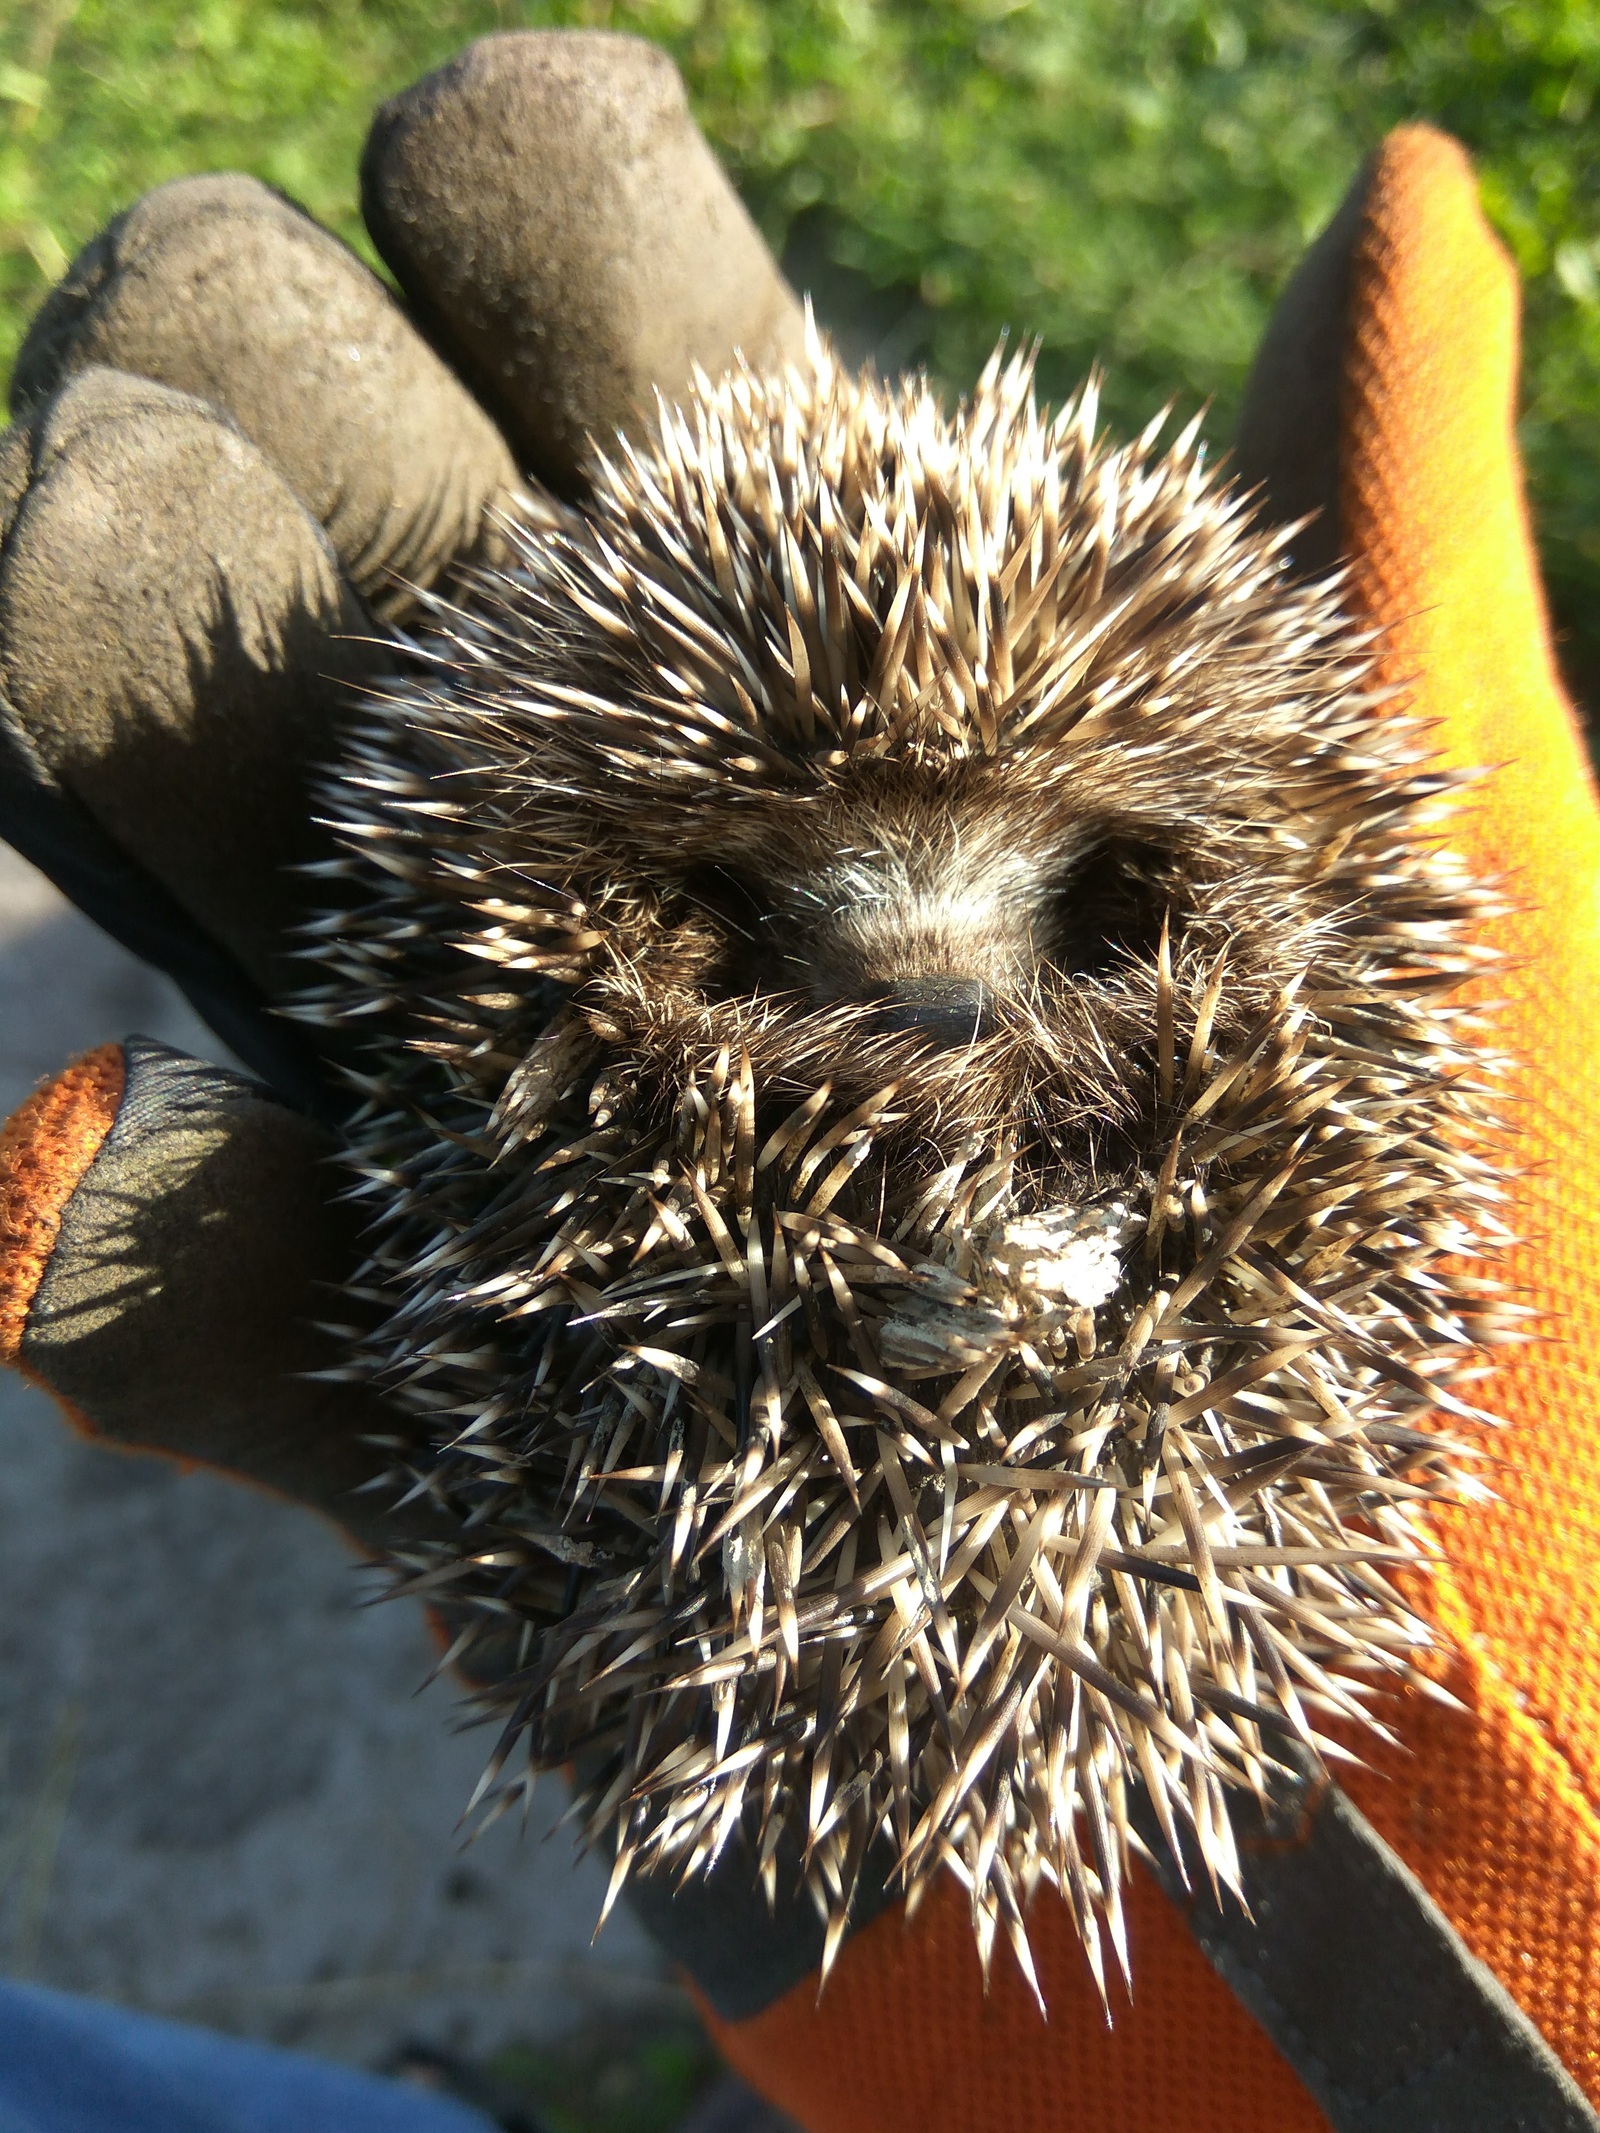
{"left": 298, "top": 327, "right": 1510, "bottom": 2009}
{"left": 990, "top": 1202, "right": 1134, "bottom": 1307}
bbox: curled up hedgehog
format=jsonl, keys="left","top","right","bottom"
{"left": 299, "top": 329, "right": 1508, "bottom": 2007}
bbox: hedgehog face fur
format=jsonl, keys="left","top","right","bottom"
{"left": 307, "top": 338, "right": 1505, "bottom": 2003}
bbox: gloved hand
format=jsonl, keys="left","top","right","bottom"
{"left": 0, "top": 28, "right": 802, "bottom": 1538}
{"left": 2, "top": 38, "right": 1598, "bottom": 2133}
{"left": 701, "top": 127, "right": 1600, "bottom": 2133}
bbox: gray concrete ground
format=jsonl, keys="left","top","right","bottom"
{"left": 0, "top": 843, "right": 672, "bottom": 2071}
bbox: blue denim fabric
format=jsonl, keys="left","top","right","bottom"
{"left": 0, "top": 1981, "right": 496, "bottom": 2133}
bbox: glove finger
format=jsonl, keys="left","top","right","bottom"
{"left": 0, "top": 367, "right": 370, "bottom": 1098}
{"left": 361, "top": 29, "right": 806, "bottom": 490}
{"left": 0, "top": 1036, "right": 439, "bottom": 1555}
{"left": 1231, "top": 168, "right": 1369, "bottom": 575}
{"left": 1240, "top": 125, "right": 1600, "bottom": 2103}
{"left": 1327, "top": 129, "right": 1600, "bottom": 2107}
{"left": 9, "top": 173, "right": 523, "bottom": 617}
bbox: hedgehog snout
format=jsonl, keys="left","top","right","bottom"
{"left": 866, "top": 975, "right": 996, "bottom": 1047}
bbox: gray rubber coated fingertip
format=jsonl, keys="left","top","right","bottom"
{"left": 10, "top": 174, "right": 521, "bottom": 612}
{"left": 19, "top": 1037, "right": 440, "bottom": 1550}
{"left": 361, "top": 29, "right": 807, "bottom": 488}
{"left": 0, "top": 367, "right": 367, "bottom": 991}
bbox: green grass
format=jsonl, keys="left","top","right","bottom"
{"left": 3, "top": 0, "right": 1598, "bottom": 705}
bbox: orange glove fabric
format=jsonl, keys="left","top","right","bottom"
{"left": 705, "top": 124, "right": 1600, "bottom": 2133}
{"left": 1334, "top": 124, "right": 1600, "bottom": 2102}
{"left": 0, "top": 1044, "right": 123, "bottom": 1376}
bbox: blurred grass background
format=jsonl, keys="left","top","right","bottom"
{"left": 1, "top": 0, "right": 1596, "bottom": 708}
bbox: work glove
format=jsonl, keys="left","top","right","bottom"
{"left": 0, "top": 28, "right": 801, "bottom": 1537}
{"left": 2, "top": 34, "right": 1597, "bottom": 2133}
{"left": 707, "top": 127, "right": 1600, "bottom": 2133}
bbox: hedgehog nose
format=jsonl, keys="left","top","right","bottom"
{"left": 870, "top": 977, "right": 995, "bottom": 1047}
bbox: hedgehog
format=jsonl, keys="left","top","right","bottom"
{"left": 299, "top": 331, "right": 1508, "bottom": 2007}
